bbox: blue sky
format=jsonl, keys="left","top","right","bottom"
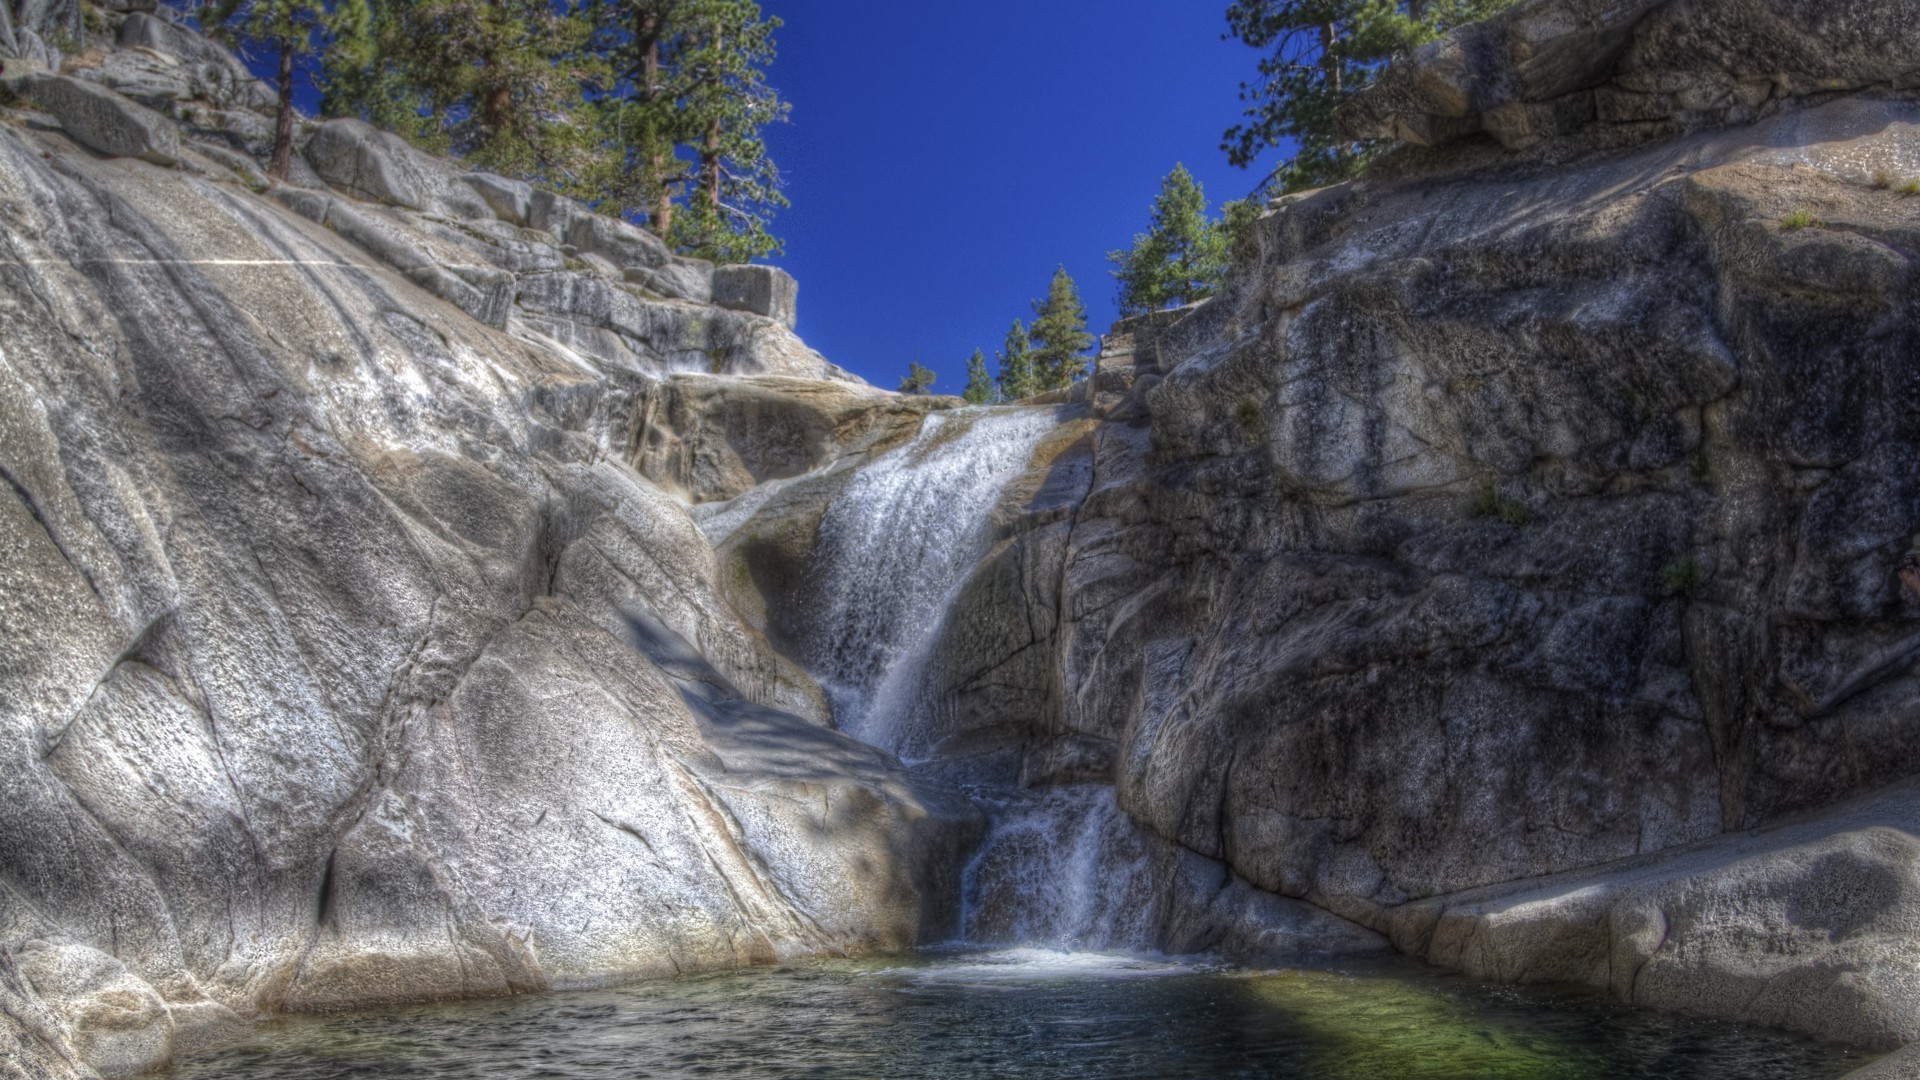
{"left": 756, "top": 1, "right": 1273, "bottom": 391}
{"left": 258, "top": 3, "right": 1277, "bottom": 392}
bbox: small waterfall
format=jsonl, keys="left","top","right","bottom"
{"left": 808, "top": 405, "right": 1060, "bottom": 756}
{"left": 960, "top": 786, "right": 1160, "bottom": 951}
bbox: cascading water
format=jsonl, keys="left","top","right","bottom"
{"left": 960, "top": 785, "right": 1161, "bottom": 950}
{"left": 803, "top": 403, "right": 1168, "bottom": 954}
{"left": 807, "top": 405, "right": 1061, "bottom": 756}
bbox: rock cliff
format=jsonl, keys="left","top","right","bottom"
{"left": 4, "top": 0, "right": 1920, "bottom": 1075}
{"left": 0, "top": 6, "right": 978, "bottom": 1077}
{"left": 718, "top": 0, "right": 1920, "bottom": 1059}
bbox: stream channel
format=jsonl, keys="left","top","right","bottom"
{"left": 168, "top": 407, "right": 1875, "bottom": 1077}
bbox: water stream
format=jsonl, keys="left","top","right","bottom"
{"left": 161, "top": 951, "right": 1867, "bottom": 1079}
{"left": 155, "top": 404, "right": 1877, "bottom": 1077}
{"left": 806, "top": 405, "right": 1062, "bottom": 757}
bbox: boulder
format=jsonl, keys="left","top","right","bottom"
{"left": 114, "top": 12, "right": 274, "bottom": 112}
{"left": 302, "top": 117, "right": 491, "bottom": 219}
{"left": 625, "top": 257, "right": 712, "bottom": 303}
{"left": 460, "top": 170, "right": 532, "bottom": 225}
{"left": 22, "top": 73, "right": 180, "bottom": 164}
{"left": 633, "top": 374, "right": 949, "bottom": 503}
{"left": 712, "top": 264, "right": 798, "bottom": 328}
{"left": 1381, "top": 780, "right": 1920, "bottom": 1049}
{"left": 302, "top": 116, "right": 430, "bottom": 209}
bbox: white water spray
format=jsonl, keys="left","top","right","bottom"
{"left": 808, "top": 406, "right": 1060, "bottom": 756}
{"left": 961, "top": 786, "right": 1161, "bottom": 951}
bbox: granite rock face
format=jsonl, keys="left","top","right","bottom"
{"left": 21, "top": 73, "right": 181, "bottom": 163}
{"left": 719, "top": 10, "right": 1920, "bottom": 1053}
{"left": 1342, "top": 0, "right": 1920, "bottom": 155}
{"left": 665, "top": 4, "right": 1920, "bottom": 1047}
{"left": 0, "top": 47, "right": 973, "bottom": 1080}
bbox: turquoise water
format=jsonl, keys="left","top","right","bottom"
{"left": 163, "top": 949, "right": 1872, "bottom": 1079}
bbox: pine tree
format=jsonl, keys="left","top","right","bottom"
{"left": 663, "top": 0, "right": 788, "bottom": 261}
{"left": 324, "top": 0, "right": 595, "bottom": 181}
{"left": 1109, "top": 164, "right": 1232, "bottom": 317}
{"left": 997, "top": 320, "right": 1035, "bottom": 401}
{"left": 1028, "top": 267, "right": 1093, "bottom": 392}
{"left": 1223, "top": 0, "right": 1519, "bottom": 193}
{"left": 899, "top": 360, "right": 937, "bottom": 396}
{"left": 577, "top": 0, "right": 683, "bottom": 234}
{"left": 209, "top": 0, "right": 370, "bottom": 180}
{"left": 961, "top": 349, "right": 995, "bottom": 405}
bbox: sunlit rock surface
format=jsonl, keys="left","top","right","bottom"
{"left": 0, "top": 18, "right": 977, "bottom": 1076}
{"left": 6, "top": 0, "right": 1920, "bottom": 1072}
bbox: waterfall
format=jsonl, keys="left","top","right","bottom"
{"left": 803, "top": 402, "right": 1167, "bottom": 955}
{"left": 960, "top": 786, "right": 1160, "bottom": 951}
{"left": 807, "top": 405, "right": 1060, "bottom": 757}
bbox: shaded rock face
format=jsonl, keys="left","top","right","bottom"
{"left": 0, "top": 80, "right": 976, "bottom": 1080}
{"left": 1343, "top": 0, "right": 1920, "bottom": 155}
{"left": 750, "top": 52, "right": 1917, "bottom": 1055}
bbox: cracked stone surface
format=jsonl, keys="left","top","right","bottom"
{"left": 0, "top": 96, "right": 977, "bottom": 1078}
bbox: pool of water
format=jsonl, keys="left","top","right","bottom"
{"left": 164, "top": 949, "right": 1872, "bottom": 1079}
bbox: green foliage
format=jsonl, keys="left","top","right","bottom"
{"left": 573, "top": 0, "right": 788, "bottom": 261}
{"left": 1473, "top": 484, "right": 1529, "bottom": 526}
{"left": 1223, "top": 0, "right": 1521, "bottom": 194}
{"left": 210, "top": 0, "right": 372, "bottom": 179}
{"left": 1109, "top": 164, "right": 1233, "bottom": 317}
{"left": 997, "top": 319, "right": 1036, "bottom": 401}
{"left": 1233, "top": 396, "right": 1264, "bottom": 434}
{"left": 961, "top": 349, "right": 996, "bottom": 405}
{"left": 1662, "top": 557, "right": 1706, "bottom": 598}
{"left": 898, "top": 359, "right": 937, "bottom": 396}
{"left": 322, "top": 0, "right": 789, "bottom": 256}
{"left": 322, "top": 0, "right": 593, "bottom": 181}
{"left": 1028, "top": 266, "right": 1093, "bottom": 393}
{"left": 1780, "top": 208, "right": 1820, "bottom": 231}
{"left": 1901, "top": 179, "right": 1920, "bottom": 197}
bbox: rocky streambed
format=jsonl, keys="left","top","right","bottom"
{"left": 2, "top": 0, "right": 1919, "bottom": 1076}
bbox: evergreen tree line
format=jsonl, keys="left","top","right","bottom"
{"left": 925, "top": 165, "right": 1247, "bottom": 405}
{"left": 199, "top": 0, "right": 788, "bottom": 262}
{"left": 929, "top": 0, "right": 1527, "bottom": 402}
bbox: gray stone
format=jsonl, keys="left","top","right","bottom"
{"left": 1341, "top": 0, "right": 1920, "bottom": 157}
{"left": 1381, "top": 780, "right": 1920, "bottom": 1049}
{"left": 0, "top": 55, "right": 45, "bottom": 86}
{"left": 0, "top": 119, "right": 969, "bottom": 1074}
{"left": 114, "top": 12, "right": 273, "bottom": 112}
{"left": 23, "top": 73, "right": 180, "bottom": 164}
{"left": 711, "top": 264, "right": 798, "bottom": 329}
{"left": 627, "top": 257, "right": 713, "bottom": 304}
{"left": 301, "top": 116, "right": 430, "bottom": 209}
{"left": 460, "top": 170, "right": 532, "bottom": 225}
{"left": 1848, "top": 1045, "right": 1920, "bottom": 1080}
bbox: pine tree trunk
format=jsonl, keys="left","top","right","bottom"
{"left": 701, "top": 116, "right": 720, "bottom": 209}
{"left": 481, "top": 86, "right": 512, "bottom": 143}
{"left": 268, "top": 38, "right": 294, "bottom": 182}
{"left": 636, "top": 3, "right": 673, "bottom": 235}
